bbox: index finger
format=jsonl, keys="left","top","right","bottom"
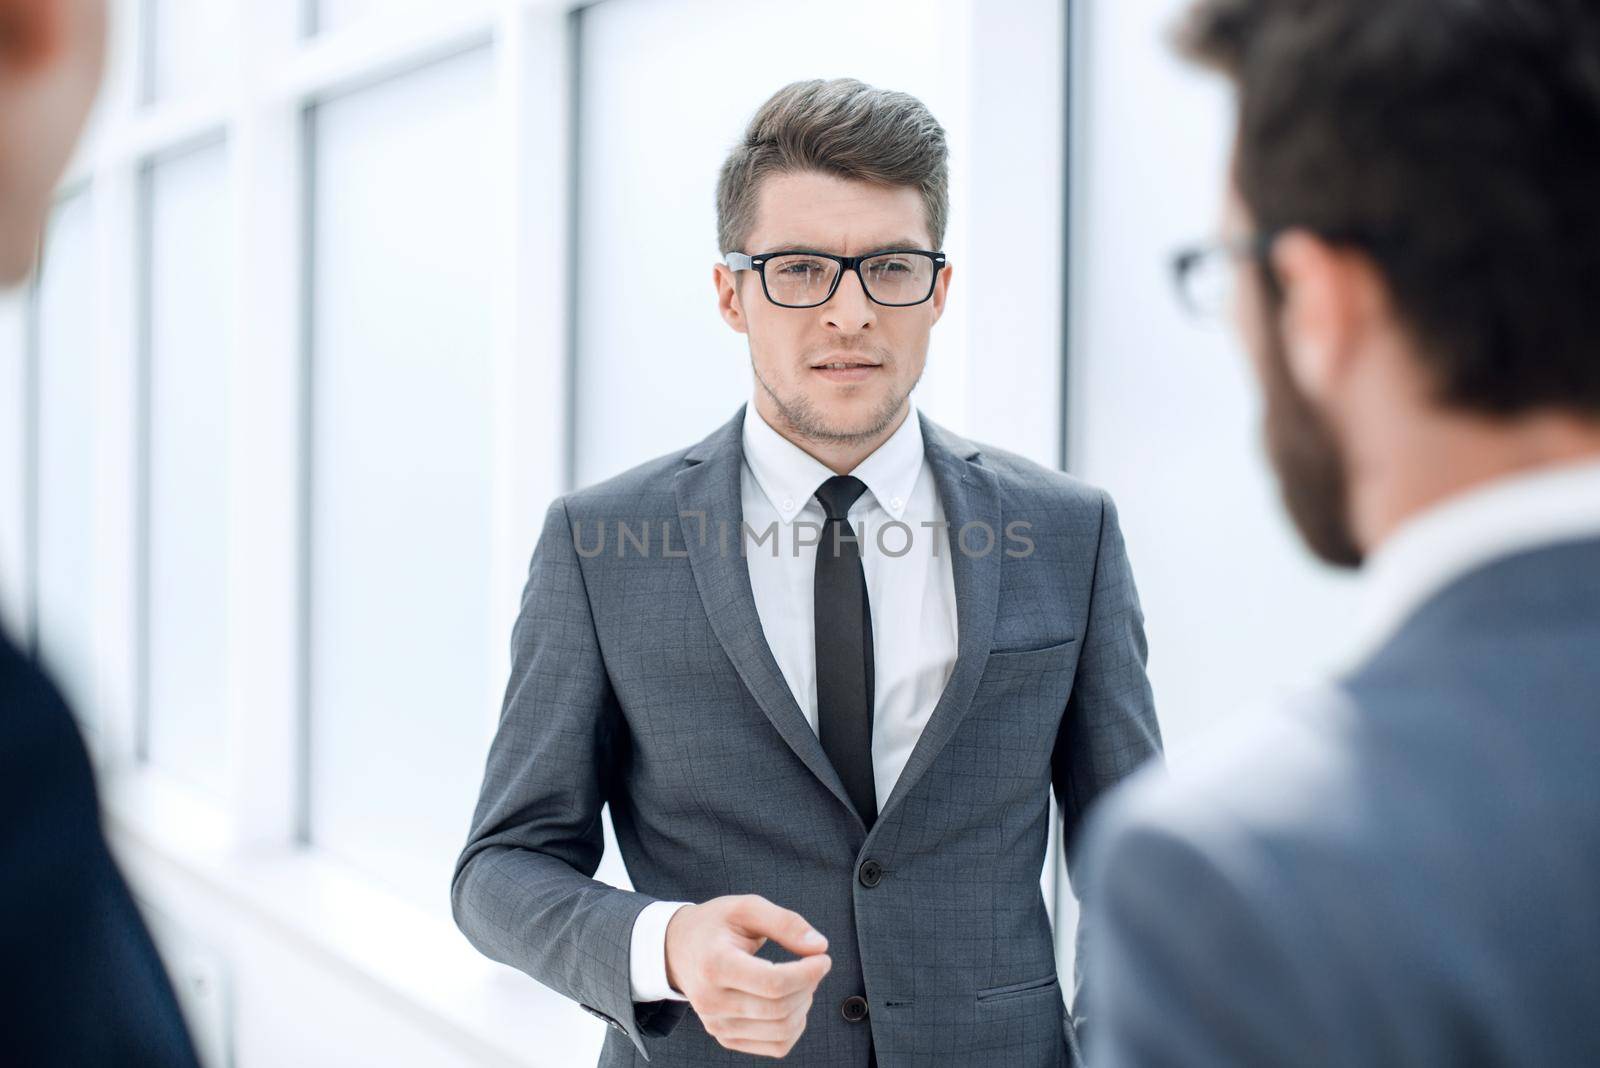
{"left": 716, "top": 947, "right": 832, "bottom": 999}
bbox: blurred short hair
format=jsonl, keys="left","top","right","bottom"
{"left": 1176, "top": 0, "right": 1600, "bottom": 417}
{"left": 715, "top": 78, "right": 950, "bottom": 256}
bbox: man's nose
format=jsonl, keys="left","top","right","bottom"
{"left": 822, "top": 268, "right": 876, "bottom": 331}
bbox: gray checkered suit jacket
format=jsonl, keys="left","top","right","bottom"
{"left": 451, "top": 403, "right": 1162, "bottom": 1067}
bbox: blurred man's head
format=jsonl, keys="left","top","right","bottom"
{"left": 0, "top": 0, "right": 105, "bottom": 285}
{"left": 713, "top": 78, "right": 953, "bottom": 452}
{"left": 1178, "top": 0, "right": 1600, "bottom": 566}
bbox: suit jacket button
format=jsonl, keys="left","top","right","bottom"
{"left": 858, "top": 859, "right": 883, "bottom": 887}
{"left": 840, "top": 995, "right": 869, "bottom": 1023}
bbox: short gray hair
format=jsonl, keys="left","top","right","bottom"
{"left": 715, "top": 78, "right": 950, "bottom": 255}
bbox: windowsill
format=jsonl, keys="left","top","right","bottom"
{"left": 101, "top": 767, "right": 604, "bottom": 1068}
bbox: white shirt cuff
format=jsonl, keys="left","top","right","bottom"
{"left": 629, "top": 900, "right": 693, "bottom": 1003}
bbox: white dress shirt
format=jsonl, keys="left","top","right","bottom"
{"left": 628, "top": 397, "right": 960, "bottom": 1003}
{"left": 1340, "top": 454, "right": 1600, "bottom": 673}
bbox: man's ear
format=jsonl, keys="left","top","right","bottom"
{"left": 714, "top": 262, "right": 749, "bottom": 335}
{"left": 0, "top": 0, "right": 64, "bottom": 75}
{"left": 1270, "top": 229, "right": 1372, "bottom": 402}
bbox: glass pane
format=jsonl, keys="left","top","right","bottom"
{"left": 0, "top": 292, "right": 27, "bottom": 639}
{"left": 146, "top": 0, "right": 233, "bottom": 104}
{"left": 308, "top": 47, "right": 496, "bottom": 910}
{"left": 35, "top": 191, "right": 97, "bottom": 723}
{"left": 144, "top": 140, "right": 231, "bottom": 796}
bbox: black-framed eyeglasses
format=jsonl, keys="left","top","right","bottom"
{"left": 1169, "top": 231, "right": 1279, "bottom": 318}
{"left": 724, "top": 248, "right": 947, "bottom": 309}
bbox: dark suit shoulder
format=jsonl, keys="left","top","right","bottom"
{"left": 0, "top": 630, "right": 98, "bottom": 818}
{"left": 0, "top": 629, "right": 203, "bottom": 1067}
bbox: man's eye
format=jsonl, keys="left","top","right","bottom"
{"left": 777, "top": 261, "right": 825, "bottom": 276}
{"left": 871, "top": 259, "right": 913, "bottom": 274}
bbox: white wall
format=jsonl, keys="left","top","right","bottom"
{"left": 1068, "top": 0, "right": 1360, "bottom": 758}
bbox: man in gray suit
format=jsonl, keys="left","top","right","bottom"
{"left": 453, "top": 78, "right": 1161, "bottom": 1066}
{"left": 1081, "top": 1, "right": 1600, "bottom": 1065}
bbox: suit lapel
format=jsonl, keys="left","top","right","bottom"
{"left": 870, "top": 411, "right": 1001, "bottom": 832}
{"left": 674, "top": 404, "right": 860, "bottom": 823}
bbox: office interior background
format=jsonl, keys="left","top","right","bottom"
{"left": 0, "top": 0, "right": 1359, "bottom": 1064}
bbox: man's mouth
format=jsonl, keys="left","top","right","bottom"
{"left": 810, "top": 352, "right": 883, "bottom": 382}
{"left": 812, "top": 361, "right": 881, "bottom": 381}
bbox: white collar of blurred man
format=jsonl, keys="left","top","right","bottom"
{"left": 1179, "top": 1, "right": 1600, "bottom": 585}
{"left": 713, "top": 170, "right": 951, "bottom": 481}
{"left": 1343, "top": 453, "right": 1600, "bottom": 671}
{"left": 0, "top": 0, "right": 106, "bottom": 286}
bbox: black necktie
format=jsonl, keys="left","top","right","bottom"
{"left": 813, "top": 475, "right": 877, "bottom": 829}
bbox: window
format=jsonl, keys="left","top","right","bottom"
{"left": 305, "top": 45, "right": 498, "bottom": 909}
{"left": 142, "top": 138, "right": 232, "bottom": 796}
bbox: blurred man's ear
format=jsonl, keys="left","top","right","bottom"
{"left": 1270, "top": 229, "right": 1383, "bottom": 403}
{"left": 0, "top": 0, "right": 64, "bottom": 76}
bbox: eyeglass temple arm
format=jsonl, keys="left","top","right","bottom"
{"left": 724, "top": 252, "right": 754, "bottom": 271}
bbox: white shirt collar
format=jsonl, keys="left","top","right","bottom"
{"left": 1342, "top": 454, "right": 1600, "bottom": 670}
{"left": 741, "top": 397, "right": 924, "bottom": 525}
